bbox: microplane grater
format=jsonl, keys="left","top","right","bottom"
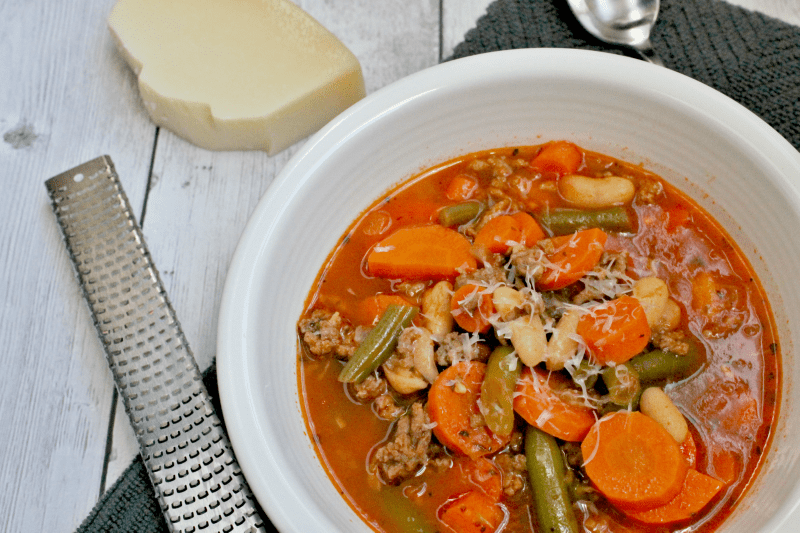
{"left": 45, "top": 156, "right": 267, "bottom": 533}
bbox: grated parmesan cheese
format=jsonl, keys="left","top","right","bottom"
{"left": 535, "top": 409, "right": 555, "bottom": 427}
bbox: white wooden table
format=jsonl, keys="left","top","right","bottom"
{"left": 1, "top": 0, "right": 797, "bottom": 531}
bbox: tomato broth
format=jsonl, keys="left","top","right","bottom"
{"left": 296, "top": 142, "right": 779, "bottom": 533}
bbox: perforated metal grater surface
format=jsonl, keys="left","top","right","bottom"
{"left": 45, "top": 156, "right": 266, "bottom": 533}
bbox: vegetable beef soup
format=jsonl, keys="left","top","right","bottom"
{"left": 296, "top": 141, "right": 779, "bottom": 533}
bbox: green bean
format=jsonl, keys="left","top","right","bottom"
{"left": 438, "top": 200, "right": 483, "bottom": 227}
{"left": 570, "top": 359, "right": 600, "bottom": 389}
{"left": 338, "top": 304, "right": 418, "bottom": 383}
{"left": 481, "top": 346, "right": 520, "bottom": 436}
{"left": 536, "top": 207, "right": 634, "bottom": 235}
{"left": 601, "top": 363, "right": 641, "bottom": 407}
{"left": 628, "top": 343, "right": 703, "bottom": 384}
{"left": 525, "top": 425, "right": 579, "bottom": 533}
{"left": 598, "top": 402, "right": 629, "bottom": 416}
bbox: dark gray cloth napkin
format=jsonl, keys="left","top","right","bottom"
{"left": 75, "top": 0, "right": 800, "bottom": 531}
{"left": 451, "top": 0, "right": 800, "bottom": 150}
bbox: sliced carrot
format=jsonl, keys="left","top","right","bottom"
{"left": 690, "top": 271, "right": 719, "bottom": 314}
{"left": 691, "top": 272, "right": 747, "bottom": 316}
{"left": 438, "top": 490, "right": 504, "bottom": 533}
{"left": 513, "top": 366, "right": 596, "bottom": 442}
{"left": 461, "top": 457, "right": 503, "bottom": 500}
{"left": 512, "top": 211, "right": 545, "bottom": 245}
{"left": 577, "top": 295, "right": 651, "bottom": 365}
{"left": 474, "top": 212, "right": 546, "bottom": 255}
{"left": 536, "top": 228, "right": 607, "bottom": 291}
{"left": 625, "top": 469, "right": 725, "bottom": 525}
{"left": 446, "top": 174, "right": 479, "bottom": 201}
{"left": 664, "top": 204, "right": 690, "bottom": 232}
{"left": 679, "top": 431, "right": 697, "bottom": 469}
{"left": 428, "top": 361, "right": 511, "bottom": 458}
{"left": 357, "top": 294, "right": 416, "bottom": 326}
{"left": 360, "top": 209, "right": 393, "bottom": 237}
{"left": 708, "top": 448, "right": 739, "bottom": 485}
{"left": 530, "top": 141, "right": 583, "bottom": 175}
{"left": 581, "top": 411, "right": 689, "bottom": 512}
{"left": 367, "top": 224, "right": 477, "bottom": 280}
{"left": 690, "top": 271, "right": 747, "bottom": 337}
{"left": 451, "top": 284, "right": 495, "bottom": 334}
{"left": 474, "top": 215, "right": 520, "bottom": 254}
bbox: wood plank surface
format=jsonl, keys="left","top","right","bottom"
{"left": 729, "top": 0, "right": 800, "bottom": 24}
{"left": 103, "top": 0, "right": 448, "bottom": 485}
{"left": 0, "top": 0, "right": 156, "bottom": 530}
{"left": 0, "top": 1, "right": 798, "bottom": 532}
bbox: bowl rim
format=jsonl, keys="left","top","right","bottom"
{"left": 217, "top": 48, "right": 800, "bottom": 533}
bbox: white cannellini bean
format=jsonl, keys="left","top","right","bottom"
{"left": 559, "top": 174, "right": 635, "bottom": 209}
{"left": 411, "top": 328, "right": 438, "bottom": 383}
{"left": 383, "top": 365, "right": 429, "bottom": 395}
{"left": 421, "top": 281, "right": 454, "bottom": 336}
{"left": 546, "top": 308, "right": 582, "bottom": 370}
{"left": 510, "top": 315, "right": 547, "bottom": 368}
{"left": 640, "top": 387, "right": 689, "bottom": 443}
{"left": 654, "top": 298, "right": 682, "bottom": 332}
{"left": 632, "top": 277, "right": 670, "bottom": 328}
{"left": 492, "top": 286, "right": 525, "bottom": 321}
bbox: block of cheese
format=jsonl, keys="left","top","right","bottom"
{"left": 108, "top": 0, "right": 366, "bottom": 154}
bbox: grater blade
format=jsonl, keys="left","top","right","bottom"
{"left": 45, "top": 156, "right": 267, "bottom": 533}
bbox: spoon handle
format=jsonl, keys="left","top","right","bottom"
{"left": 634, "top": 38, "right": 665, "bottom": 67}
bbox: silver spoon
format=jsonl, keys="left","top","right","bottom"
{"left": 566, "top": 0, "right": 664, "bottom": 66}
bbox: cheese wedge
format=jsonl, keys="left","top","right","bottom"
{"left": 108, "top": 0, "right": 366, "bottom": 154}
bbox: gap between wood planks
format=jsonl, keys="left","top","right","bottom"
{"left": 97, "top": 127, "right": 161, "bottom": 497}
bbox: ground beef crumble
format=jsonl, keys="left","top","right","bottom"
{"left": 350, "top": 374, "right": 404, "bottom": 420}
{"left": 373, "top": 393, "right": 405, "bottom": 421}
{"left": 352, "top": 374, "right": 387, "bottom": 402}
{"left": 636, "top": 177, "right": 663, "bottom": 204}
{"left": 370, "top": 402, "right": 433, "bottom": 484}
{"left": 651, "top": 329, "right": 691, "bottom": 356}
{"left": 495, "top": 452, "right": 528, "bottom": 497}
{"left": 455, "top": 266, "right": 507, "bottom": 291}
{"left": 393, "top": 327, "right": 425, "bottom": 371}
{"left": 509, "top": 245, "right": 546, "bottom": 282}
{"left": 435, "top": 332, "right": 491, "bottom": 366}
{"left": 298, "top": 308, "right": 359, "bottom": 359}
{"left": 426, "top": 443, "right": 452, "bottom": 472}
{"left": 572, "top": 251, "right": 630, "bottom": 305}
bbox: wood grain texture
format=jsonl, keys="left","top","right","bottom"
{"left": 102, "top": 0, "right": 446, "bottom": 501}
{"left": 0, "top": 0, "right": 155, "bottom": 531}
{"left": 0, "top": 1, "right": 797, "bottom": 533}
{"left": 442, "top": 0, "right": 495, "bottom": 58}
{"left": 727, "top": 0, "right": 800, "bottom": 25}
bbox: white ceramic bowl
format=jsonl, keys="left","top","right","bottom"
{"left": 217, "top": 49, "right": 800, "bottom": 532}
